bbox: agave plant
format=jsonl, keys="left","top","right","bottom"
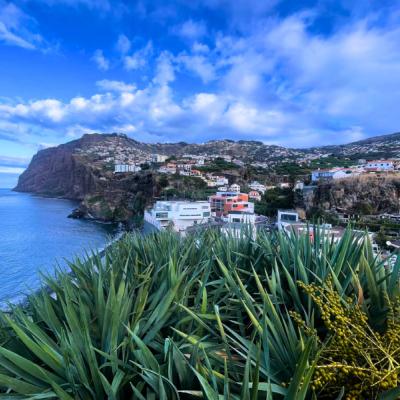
{"left": 0, "top": 227, "right": 398, "bottom": 399}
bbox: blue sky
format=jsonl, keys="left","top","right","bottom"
{"left": 0, "top": 0, "right": 400, "bottom": 187}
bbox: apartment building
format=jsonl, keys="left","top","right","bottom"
{"left": 209, "top": 191, "right": 254, "bottom": 217}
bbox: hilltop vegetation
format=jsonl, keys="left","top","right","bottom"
{"left": 0, "top": 228, "right": 399, "bottom": 399}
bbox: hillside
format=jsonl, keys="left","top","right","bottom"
{"left": 14, "top": 131, "right": 400, "bottom": 223}
{"left": 313, "top": 131, "right": 400, "bottom": 159}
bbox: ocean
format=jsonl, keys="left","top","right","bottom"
{"left": 0, "top": 189, "right": 118, "bottom": 305}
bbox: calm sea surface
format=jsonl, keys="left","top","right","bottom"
{"left": 0, "top": 189, "right": 118, "bottom": 305}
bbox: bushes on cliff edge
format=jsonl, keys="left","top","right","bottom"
{"left": 0, "top": 228, "right": 399, "bottom": 399}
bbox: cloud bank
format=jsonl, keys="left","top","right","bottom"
{"left": 1, "top": 1, "right": 400, "bottom": 151}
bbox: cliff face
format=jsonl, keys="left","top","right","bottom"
{"left": 70, "top": 172, "right": 158, "bottom": 223}
{"left": 306, "top": 176, "right": 400, "bottom": 214}
{"left": 14, "top": 134, "right": 160, "bottom": 223}
{"left": 14, "top": 139, "right": 103, "bottom": 199}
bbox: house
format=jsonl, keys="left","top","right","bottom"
{"left": 229, "top": 183, "right": 240, "bottom": 192}
{"left": 114, "top": 164, "right": 142, "bottom": 173}
{"left": 206, "top": 175, "right": 228, "bottom": 186}
{"left": 158, "top": 163, "right": 177, "bottom": 174}
{"left": 209, "top": 191, "right": 254, "bottom": 217}
{"left": 221, "top": 212, "right": 257, "bottom": 239}
{"left": 311, "top": 168, "right": 357, "bottom": 182}
{"left": 249, "top": 190, "right": 261, "bottom": 201}
{"left": 365, "top": 160, "right": 394, "bottom": 171}
{"left": 191, "top": 169, "right": 203, "bottom": 176}
{"left": 311, "top": 169, "right": 335, "bottom": 182}
{"left": 144, "top": 201, "right": 211, "bottom": 233}
{"left": 205, "top": 180, "right": 217, "bottom": 187}
{"left": 195, "top": 158, "right": 205, "bottom": 166}
{"left": 151, "top": 154, "right": 168, "bottom": 163}
{"left": 249, "top": 181, "right": 266, "bottom": 194}
{"left": 277, "top": 209, "right": 299, "bottom": 230}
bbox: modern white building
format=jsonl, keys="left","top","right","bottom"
{"left": 277, "top": 209, "right": 299, "bottom": 230}
{"left": 365, "top": 160, "right": 394, "bottom": 171}
{"left": 221, "top": 212, "right": 257, "bottom": 239}
{"left": 311, "top": 168, "right": 359, "bottom": 182}
{"left": 144, "top": 201, "right": 211, "bottom": 233}
{"left": 114, "top": 164, "right": 142, "bottom": 173}
{"left": 249, "top": 181, "right": 266, "bottom": 194}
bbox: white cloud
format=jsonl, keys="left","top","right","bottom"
{"left": 192, "top": 42, "right": 209, "bottom": 54}
{"left": 177, "top": 53, "right": 216, "bottom": 83}
{"left": 123, "top": 41, "right": 153, "bottom": 70}
{"left": 92, "top": 49, "right": 109, "bottom": 70}
{"left": 0, "top": 166, "right": 25, "bottom": 174}
{"left": 2, "top": 9, "right": 400, "bottom": 147}
{"left": 0, "top": 2, "right": 48, "bottom": 50}
{"left": 174, "top": 19, "right": 206, "bottom": 40}
{"left": 153, "top": 52, "right": 175, "bottom": 86}
{"left": 116, "top": 34, "right": 131, "bottom": 54}
{"left": 35, "top": 0, "right": 111, "bottom": 11}
{"left": 96, "top": 79, "right": 136, "bottom": 92}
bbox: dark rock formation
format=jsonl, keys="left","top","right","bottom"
{"left": 304, "top": 175, "right": 400, "bottom": 215}
{"left": 14, "top": 134, "right": 160, "bottom": 222}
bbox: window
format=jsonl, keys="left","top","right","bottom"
{"left": 203, "top": 212, "right": 210, "bottom": 217}
{"left": 156, "top": 212, "right": 168, "bottom": 219}
{"left": 281, "top": 213, "right": 297, "bottom": 222}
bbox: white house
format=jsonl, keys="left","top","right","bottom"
{"left": 365, "top": 160, "right": 394, "bottom": 171}
{"left": 249, "top": 181, "right": 266, "bottom": 194}
{"left": 277, "top": 209, "right": 299, "bottom": 230}
{"left": 114, "top": 164, "right": 142, "bottom": 173}
{"left": 158, "top": 166, "right": 176, "bottom": 174}
{"left": 144, "top": 201, "right": 211, "bottom": 233}
{"left": 229, "top": 183, "right": 241, "bottom": 192}
{"left": 151, "top": 154, "right": 168, "bottom": 163}
{"left": 195, "top": 158, "right": 205, "bottom": 166}
{"left": 311, "top": 168, "right": 357, "bottom": 182}
{"left": 206, "top": 175, "right": 229, "bottom": 186}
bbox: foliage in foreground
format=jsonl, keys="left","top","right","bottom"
{"left": 0, "top": 227, "right": 399, "bottom": 399}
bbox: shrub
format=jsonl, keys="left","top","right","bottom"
{"left": 0, "top": 228, "right": 398, "bottom": 399}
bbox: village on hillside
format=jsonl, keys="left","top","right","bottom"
{"left": 107, "top": 150, "right": 400, "bottom": 254}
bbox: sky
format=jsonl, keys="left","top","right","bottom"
{"left": 0, "top": 0, "right": 400, "bottom": 187}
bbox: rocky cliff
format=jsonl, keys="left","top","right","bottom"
{"left": 304, "top": 175, "right": 400, "bottom": 214}
{"left": 14, "top": 134, "right": 161, "bottom": 223}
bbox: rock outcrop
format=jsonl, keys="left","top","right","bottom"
{"left": 14, "top": 134, "right": 160, "bottom": 223}
{"left": 305, "top": 175, "right": 400, "bottom": 214}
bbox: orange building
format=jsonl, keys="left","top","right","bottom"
{"left": 209, "top": 191, "right": 253, "bottom": 216}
